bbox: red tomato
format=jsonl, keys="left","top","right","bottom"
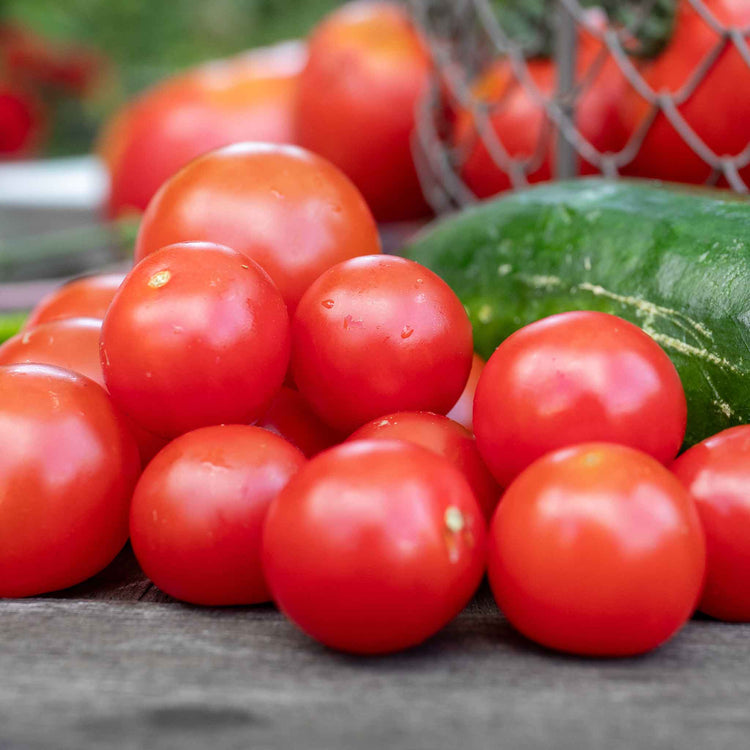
{"left": 130, "top": 425, "right": 305, "bottom": 606}
{"left": 99, "top": 41, "right": 306, "bottom": 218}
{"left": 0, "top": 364, "right": 140, "bottom": 597}
{"left": 446, "top": 352, "right": 484, "bottom": 432}
{"left": 489, "top": 443, "right": 706, "bottom": 656}
{"left": 133, "top": 142, "right": 380, "bottom": 312}
{"left": 474, "top": 311, "right": 687, "bottom": 487}
{"left": 455, "top": 23, "right": 630, "bottom": 197}
{"left": 0, "top": 317, "right": 166, "bottom": 466}
{"left": 256, "top": 387, "right": 343, "bottom": 458}
{"left": 349, "top": 411, "right": 500, "bottom": 522}
{"left": 624, "top": 0, "right": 750, "bottom": 185}
{"left": 295, "top": 1, "right": 431, "bottom": 221}
{"left": 292, "top": 255, "right": 474, "bottom": 433}
{"left": 263, "top": 440, "right": 486, "bottom": 653}
{"left": 672, "top": 425, "right": 750, "bottom": 622}
{"left": 23, "top": 273, "right": 125, "bottom": 330}
{"left": 101, "top": 242, "right": 289, "bottom": 439}
{"left": 0, "top": 81, "right": 45, "bottom": 156}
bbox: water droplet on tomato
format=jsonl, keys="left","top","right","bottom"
{"left": 321, "top": 299, "right": 335, "bottom": 309}
{"left": 400, "top": 325, "right": 414, "bottom": 339}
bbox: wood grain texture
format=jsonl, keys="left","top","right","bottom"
{"left": 2, "top": 560, "right": 750, "bottom": 750}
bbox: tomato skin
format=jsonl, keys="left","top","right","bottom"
{"left": 0, "top": 317, "right": 166, "bottom": 466}
{"left": 256, "top": 387, "right": 343, "bottom": 458}
{"left": 349, "top": 411, "right": 500, "bottom": 522}
{"left": 130, "top": 425, "right": 305, "bottom": 606}
{"left": 672, "top": 426, "right": 750, "bottom": 622}
{"left": 489, "top": 443, "right": 706, "bottom": 656}
{"left": 0, "top": 364, "right": 140, "bottom": 597}
{"left": 446, "top": 352, "right": 484, "bottom": 432}
{"left": 134, "top": 142, "right": 380, "bottom": 313}
{"left": 101, "top": 242, "right": 290, "bottom": 439}
{"left": 295, "top": 1, "right": 431, "bottom": 221}
{"left": 99, "top": 41, "right": 306, "bottom": 218}
{"left": 474, "top": 311, "right": 687, "bottom": 487}
{"left": 292, "top": 255, "right": 474, "bottom": 433}
{"left": 623, "top": 0, "right": 750, "bottom": 185}
{"left": 456, "top": 27, "right": 630, "bottom": 198}
{"left": 23, "top": 273, "right": 125, "bottom": 330}
{"left": 262, "top": 440, "right": 486, "bottom": 654}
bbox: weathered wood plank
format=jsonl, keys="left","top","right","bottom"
{"left": 1, "top": 592, "right": 749, "bottom": 750}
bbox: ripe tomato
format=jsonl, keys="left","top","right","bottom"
{"left": 446, "top": 352, "right": 484, "bottom": 432}
{"left": 255, "top": 387, "right": 343, "bottom": 458}
{"left": 474, "top": 311, "right": 687, "bottom": 487}
{"left": 295, "top": 1, "right": 431, "bottom": 221}
{"left": 101, "top": 242, "right": 289, "bottom": 439}
{"left": 99, "top": 41, "right": 306, "bottom": 218}
{"left": 23, "top": 273, "right": 125, "bottom": 330}
{"left": 134, "top": 142, "right": 380, "bottom": 312}
{"left": 672, "top": 425, "right": 750, "bottom": 622}
{"left": 130, "top": 425, "right": 305, "bottom": 606}
{"left": 489, "top": 443, "right": 706, "bottom": 656}
{"left": 262, "top": 440, "right": 486, "bottom": 653}
{"left": 292, "top": 255, "right": 474, "bottom": 432}
{"left": 456, "top": 22, "right": 630, "bottom": 197}
{"left": 0, "top": 317, "right": 166, "bottom": 466}
{"left": 0, "top": 364, "right": 140, "bottom": 597}
{"left": 624, "top": 0, "right": 750, "bottom": 184}
{"left": 349, "top": 411, "right": 500, "bottom": 522}
{"left": 0, "top": 81, "right": 45, "bottom": 156}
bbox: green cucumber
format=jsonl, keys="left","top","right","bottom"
{"left": 404, "top": 179, "right": 750, "bottom": 447}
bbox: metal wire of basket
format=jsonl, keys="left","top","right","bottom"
{"left": 408, "top": 0, "right": 750, "bottom": 213}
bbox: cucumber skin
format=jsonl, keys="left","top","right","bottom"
{"left": 404, "top": 179, "right": 750, "bottom": 447}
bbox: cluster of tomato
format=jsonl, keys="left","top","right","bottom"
{"left": 1, "top": 140, "right": 748, "bottom": 658}
{"left": 101, "top": 0, "right": 750, "bottom": 222}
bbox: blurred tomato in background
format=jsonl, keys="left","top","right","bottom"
{"left": 99, "top": 41, "right": 306, "bottom": 218}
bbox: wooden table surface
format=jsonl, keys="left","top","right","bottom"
{"left": 1, "top": 547, "right": 749, "bottom": 750}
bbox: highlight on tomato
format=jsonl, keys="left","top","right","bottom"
{"left": 291, "top": 254, "right": 474, "bottom": 433}
{"left": 488, "top": 442, "right": 706, "bottom": 656}
{"left": 262, "top": 439, "right": 487, "bottom": 654}
{"left": 473, "top": 311, "right": 687, "bottom": 487}
{"left": 0, "top": 364, "right": 140, "bottom": 598}
{"left": 101, "top": 241, "right": 290, "bottom": 439}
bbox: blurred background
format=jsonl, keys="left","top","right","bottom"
{"left": 1, "top": 0, "right": 748, "bottom": 327}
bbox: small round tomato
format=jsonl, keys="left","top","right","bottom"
{"left": 101, "top": 242, "right": 289, "bottom": 439}
{"left": 489, "top": 443, "right": 706, "bottom": 656}
{"left": 292, "top": 255, "right": 474, "bottom": 433}
{"left": 23, "top": 273, "right": 125, "bottom": 330}
{"left": 446, "top": 352, "right": 484, "bottom": 432}
{"left": 263, "top": 440, "right": 486, "bottom": 654}
{"left": 474, "top": 311, "right": 687, "bottom": 487}
{"left": 130, "top": 425, "right": 305, "bottom": 606}
{"left": 349, "top": 411, "right": 500, "bottom": 522}
{"left": 0, "top": 82, "right": 45, "bottom": 156}
{"left": 100, "top": 40, "right": 306, "bottom": 218}
{"left": 0, "top": 317, "right": 166, "bottom": 466}
{"left": 672, "top": 426, "right": 750, "bottom": 622}
{"left": 295, "top": 1, "right": 431, "bottom": 221}
{"left": 256, "top": 387, "right": 342, "bottom": 458}
{"left": 133, "top": 142, "right": 381, "bottom": 312}
{"left": 0, "top": 364, "right": 140, "bottom": 597}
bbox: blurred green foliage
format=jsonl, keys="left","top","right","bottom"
{"left": 2, "top": 0, "right": 343, "bottom": 154}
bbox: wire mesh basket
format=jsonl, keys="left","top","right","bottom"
{"left": 408, "top": 0, "right": 750, "bottom": 212}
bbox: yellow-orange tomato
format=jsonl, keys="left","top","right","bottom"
{"left": 99, "top": 40, "right": 305, "bottom": 218}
